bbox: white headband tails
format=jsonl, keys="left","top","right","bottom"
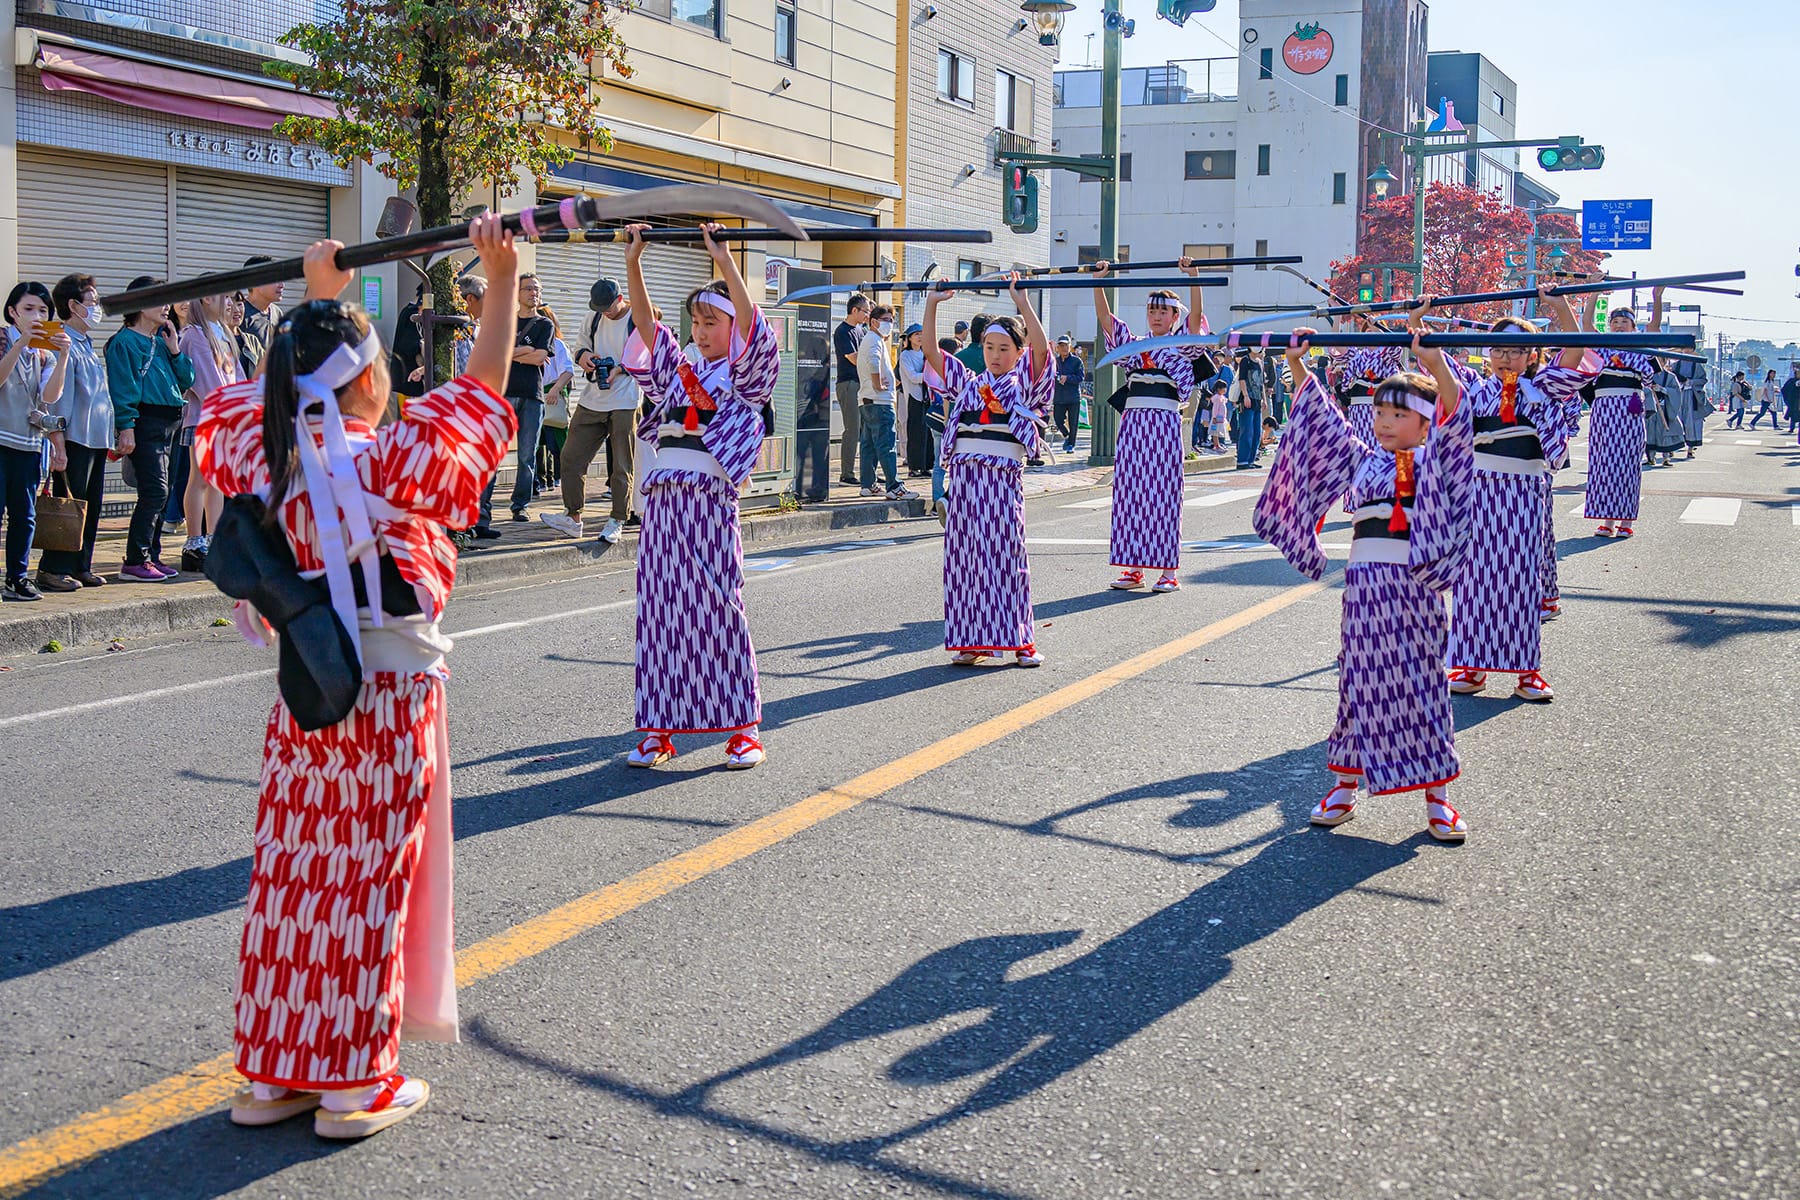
{"left": 300, "top": 331, "right": 384, "bottom": 392}
{"left": 694, "top": 291, "right": 736, "bottom": 319}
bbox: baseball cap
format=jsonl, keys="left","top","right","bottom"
{"left": 590, "top": 278, "right": 621, "bottom": 310}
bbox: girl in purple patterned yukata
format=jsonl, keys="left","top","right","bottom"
{"left": 621, "top": 223, "right": 779, "bottom": 771}
{"left": 1089, "top": 257, "right": 1215, "bottom": 594}
{"left": 1582, "top": 285, "right": 1664, "bottom": 538}
{"left": 1252, "top": 305, "right": 1475, "bottom": 843}
{"left": 1441, "top": 286, "right": 1594, "bottom": 704}
{"left": 921, "top": 273, "right": 1053, "bottom": 667}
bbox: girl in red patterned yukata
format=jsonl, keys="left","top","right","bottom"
{"left": 197, "top": 216, "right": 521, "bottom": 1138}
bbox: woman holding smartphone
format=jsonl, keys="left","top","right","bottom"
{"left": 105, "top": 280, "right": 194, "bottom": 581}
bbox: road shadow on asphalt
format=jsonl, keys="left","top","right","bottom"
{"left": 21, "top": 1107, "right": 350, "bottom": 1200}
{"left": 469, "top": 829, "right": 1426, "bottom": 1197}
{"left": 1574, "top": 593, "right": 1800, "bottom": 649}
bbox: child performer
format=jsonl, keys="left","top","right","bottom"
{"left": 622, "top": 223, "right": 779, "bottom": 770}
{"left": 922, "top": 273, "right": 1053, "bottom": 666}
{"left": 1440, "top": 287, "right": 1593, "bottom": 702}
{"left": 200, "top": 217, "right": 522, "bottom": 1136}
{"left": 1090, "top": 257, "right": 1214, "bottom": 592}
{"left": 1252, "top": 307, "right": 1475, "bottom": 842}
{"left": 1583, "top": 285, "right": 1664, "bottom": 538}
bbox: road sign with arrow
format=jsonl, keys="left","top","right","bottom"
{"left": 1581, "top": 199, "right": 1653, "bottom": 251}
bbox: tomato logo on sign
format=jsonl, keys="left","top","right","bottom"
{"left": 1282, "top": 22, "right": 1333, "bottom": 74}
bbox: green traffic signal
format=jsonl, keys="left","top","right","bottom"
{"left": 1538, "top": 143, "right": 1604, "bottom": 172}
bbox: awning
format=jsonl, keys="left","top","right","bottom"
{"left": 31, "top": 41, "right": 338, "bottom": 131}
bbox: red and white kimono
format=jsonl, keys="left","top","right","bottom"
{"left": 196, "top": 374, "right": 515, "bottom": 1091}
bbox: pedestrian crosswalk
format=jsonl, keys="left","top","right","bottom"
{"left": 1184, "top": 488, "right": 1261, "bottom": 509}
{"left": 1678, "top": 498, "right": 1742, "bottom": 526}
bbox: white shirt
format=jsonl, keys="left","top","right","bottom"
{"left": 857, "top": 326, "right": 895, "bottom": 405}
{"left": 575, "top": 310, "right": 641, "bottom": 414}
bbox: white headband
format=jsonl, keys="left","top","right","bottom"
{"left": 1377, "top": 388, "right": 1437, "bottom": 419}
{"left": 694, "top": 291, "right": 736, "bottom": 319}
{"left": 300, "top": 331, "right": 383, "bottom": 391}
{"left": 1147, "top": 295, "right": 1188, "bottom": 317}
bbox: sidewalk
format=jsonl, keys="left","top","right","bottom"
{"left": 0, "top": 439, "right": 1233, "bottom": 655}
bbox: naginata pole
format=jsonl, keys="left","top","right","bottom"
{"left": 98, "top": 183, "right": 810, "bottom": 315}
{"left": 1307, "top": 271, "right": 1747, "bottom": 320}
{"left": 527, "top": 227, "right": 994, "bottom": 245}
{"left": 1095, "top": 330, "right": 1699, "bottom": 369}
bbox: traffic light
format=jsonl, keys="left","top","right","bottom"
{"left": 1538, "top": 136, "right": 1604, "bottom": 172}
{"left": 1003, "top": 165, "right": 1039, "bottom": 234}
{"left": 1356, "top": 270, "right": 1375, "bottom": 305}
{"left": 1155, "top": 0, "right": 1215, "bottom": 26}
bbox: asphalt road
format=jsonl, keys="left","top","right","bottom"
{"left": 1, "top": 429, "right": 1795, "bottom": 1199}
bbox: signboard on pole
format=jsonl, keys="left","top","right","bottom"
{"left": 1581, "top": 199, "right": 1653, "bottom": 251}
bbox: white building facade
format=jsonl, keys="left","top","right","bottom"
{"left": 1045, "top": 0, "right": 1429, "bottom": 345}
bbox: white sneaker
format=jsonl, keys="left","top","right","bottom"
{"left": 599, "top": 517, "right": 623, "bottom": 544}
{"left": 885, "top": 486, "right": 918, "bottom": 501}
{"left": 539, "top": 512, "right": 583, "bottom": 539}
{"left": 860, "top": 485, "right": 882, "bottom": 497}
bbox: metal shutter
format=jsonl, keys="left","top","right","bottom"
{"left": 18, "top": 148, "right": 169, "bottom": 295}
{"left": 532, "top": 196, "right": 717, "bottom": 336}
{"left": 172, "top": 168, "right": 330, "bottom": 279}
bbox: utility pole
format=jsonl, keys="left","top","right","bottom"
{"left": 1090, "top": 0, "right": 1123, "bottom": 464}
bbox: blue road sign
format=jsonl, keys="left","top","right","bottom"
{"left": 1582, "top": 199, "right": 1653, "bottom": 251}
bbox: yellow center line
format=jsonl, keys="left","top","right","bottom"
{"left": 0, "top": 579, "right": 1326, "bottom": 1197}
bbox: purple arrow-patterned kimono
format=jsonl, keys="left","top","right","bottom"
{"left": 928, "top": 349, "right": 1052, "bottom": 654}
{"left": 1445, "top": 361, "right": 1591, "bottom": 676}
{"left": 1583, "top": 350, "right": 1656, "bottom": 522}
{"left": 1253, "top": 373, "right": 1473, "bottom": 796}
{"left": 624, "top": 311, "right": 779, "bottom": 734}
{"left": 1101, "top": 316, "right": 1206, "bottom": 572}
{"left": 1336, "top": 346, "right": 1405, "bottom": 446}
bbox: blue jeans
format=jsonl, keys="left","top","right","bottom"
{"left": 858, "top": 403, "right": 898, "bottom": 490}
{"left": 0, "top": 444, "right": 42, "bottom": 582}
{"left": 479, "top": 394, "right": 545, "bottom": 523}
{"left": 1235, "top": 403, "right": 1262, "bottom": 466}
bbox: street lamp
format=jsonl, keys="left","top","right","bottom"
{"left": 1018, "top": 0, "right": 1074, "bottom": 46}
{"left": 1366, "top": 163, "right": 1398, "bottom": 200}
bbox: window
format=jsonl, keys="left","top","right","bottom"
{"left": 1258, "top": 48, "right": 1273, "bottom": 80}
{"left": 636, "top": 0, "right": 670, "bottom": 18}
{"left": 1334, "top": 73, "right": 1349, "bottom": 106}
{"left": 1183, "top": 149, "right": 1235, "bottom": 180}
{"left": 1256, "top": 144, "right": 1270, "bottom": 176}
{"left": 673, "top": 0, "right": 721, "bottom": 36}
{"left": 1076, "top": 245, "right": 1130, "bottom": 265}
{"left": 957, "top": 258, "right": 980, "bottom": 281}
{"left": 1183, "top": 243, "right": 1234, "bottom": 262}
{"left": 1076, "top": 152, "right": 1130, "bottom": 181}
{"left": 774, "top": 1, "right": 795, "bottom": 65}
{"left": 1253, "top": 239, "right": 1269, "bottom": 270}
{"left": 1491, "top": 90, "right": 1506, "bottom": 116}
{"left": 1332, "top": 172, "right": 1346, "bottom": 204}
{"left": 994, "top": 70, "right": 1035, "bottom": 138}
{"left": 938, "top": 49, "right": 974, "bottom": 106}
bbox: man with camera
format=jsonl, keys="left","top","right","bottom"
{"left": 545, "top": 277, "right": 639, "bottom": 544}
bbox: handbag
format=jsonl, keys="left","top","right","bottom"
{"left": 30, "top": 473, "right": 85, "bottom": 553}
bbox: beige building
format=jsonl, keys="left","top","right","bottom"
{"left": 893, "top": 0, "right": 1055, "bottom": 337}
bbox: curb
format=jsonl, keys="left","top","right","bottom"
{"left": 1, "top": 455, "right": 1240, "bottom": 656}
{"left": 0, "top": 497, "right": 927, "bottom": 657}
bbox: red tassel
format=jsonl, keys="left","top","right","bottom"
{"left": 683, "top": 405, "right": 700, "bottom": 433}
{"left": 979, "top": 383, "right": 1003, "bottom": 426}
{"left": 1499, "top": 370, "right": 1519, "bottom": 424}
{"left": 1389, "top": 451, "right": 1414, "bottom": 534}
{"left": 676, "top": 359, "right": 716, "bottom": 434}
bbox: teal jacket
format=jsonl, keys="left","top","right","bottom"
{"left": 104, "top": 326, "right": 195, "bottom": 429}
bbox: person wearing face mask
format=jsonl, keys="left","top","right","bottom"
{"left": 1089, "top": 257, "right": 1214, "bottom": 594}
{"left": 0, "top": 280, "right": 71, "bottom": 601}
{"left": 856, "top": 305, "right": 914, "bottom": 500}
{"left": 105, "top": 279, "right": 195, "bottom": 581}
{"left": 176, "top": 293, "right": 243, "bottom": 570}
{"left": 35, "top": 274, "right": 113, "bottom": 591}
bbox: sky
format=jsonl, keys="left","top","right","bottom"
{"left": 1047, "top": 0, "right": 1794, "bottom": 346}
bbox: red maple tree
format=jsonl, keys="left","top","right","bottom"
{"left": 1329, "top": 183, "right": 1608, "bottom": 322}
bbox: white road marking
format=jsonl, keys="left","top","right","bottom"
{"left": 744, "top": 558, "right": 796, "bottom": 572}
{"left": 0, "top": 670, "right": 277, "bottom": 731}
{"left": 1182, "top": 539, "right": 1274, "bottom": 552}
{"left": 1184, "top": 488, "right": 1261, "bottom": 508}
{"left": 1060, "top": 496, "right": 1114, "bottom": 509}
{"left": 1792, "top": 503, "right": 1800, "bottom": 527}
{"left": 1568, "top": 503, "right": 1588, "bottom": 518}
{"left": 1678, "top": 497, "right": 1741, "bottom": 526}
{"left": 1025, "top": 537, "right": 1110, "bottom": 546}
{"left": 1735, "top": 439, "right": 1763, "bottom": 446}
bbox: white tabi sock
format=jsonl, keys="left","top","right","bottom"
{"left": 320, "top": 1077, "right": 426, "bottom": 1113}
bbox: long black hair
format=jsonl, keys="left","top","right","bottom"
{"left": 261, "top": 299, "right": 374, "bottom": 521}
